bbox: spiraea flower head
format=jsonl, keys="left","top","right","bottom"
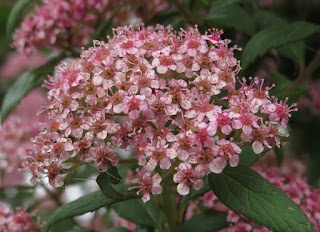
{"left": 12, "top": 0, "right": 131, "bottom": 54}
{"left": 26, "top": 24, "right": 296, "bottom": 201}
{"left": 0, "top": 90, "right": 47, "bottom": 186}
{"left": 0, "top": 203, "right": 41, "bottom": 232}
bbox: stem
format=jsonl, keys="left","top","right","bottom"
{"left": 41, "top": 182, "right": 63, "bottom": 206}
{"left": 288, "top": 48, "right": 320, "bottom": 91}
{"left": 162, "top": 183, "right": 178, "bottom": 232}
{"left": 162, "top": 160, "right": 179, "bottom": 181}
{"left": 118, "top": 158, "right": 138, "bottom": 164}
{"left": 177, "top": 201, "right": 187, "bottom": 225}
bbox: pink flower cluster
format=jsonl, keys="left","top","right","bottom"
{"left": 26, "top": 25, "right": 296, "bottom": 200}
{"left": 0, "top": 52, "right": 46, "bottom": 79}
{"left": 12, "top": 0, "right": 131, "bottom": 54}
{"left": 0, "top": 203, "right": 41, "bottom": 232}
{"left": 12, "top": 0, "right": 171, "bottom": 54}
{"left": 299, "top": 80, "right": 320, "bottom": 116}
{"left": 129, "top": 172, "right": 162, "bottom": 203}
{"left": 199, "top": 164, "right": 320, "bottom": 231}
{"left": 0, "top": 90, "right": 46, "bottom": 178}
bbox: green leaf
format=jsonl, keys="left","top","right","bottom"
{"left": 208, "top": 0, "right": 242, "bottom": 9}
{"left": 206, "top": 5, "right": 255, "bottom": 35}
{"left": 105, "top": 166, "right": 123, "bottom": 184}
{"left": 241, "top": 22, "right": 319, "bottom": 69}
{"left": 0, "top": 53, "right": 64, "bottom": 123}
{"left": 65, "top": 165, "right": 99, "bottom": 185}
{"left": 48, "top": 219, "right": 74, "bottom": 232}
{"left": 0, "top": 6, "right": 11, "bottom": 25}
{"left": 96, "top": 171, "right": 127, "bottom": 201}
{"left": 46, "top": 191, "right": 115, "bottom": 231}
{"left": 106, "top": 228, "right": 131, "bottom": 232}
{"left": 270, "top": 72, "right": 292, "bottom": 91}
{"left": 96, "top": 166, "right": 138, "bottom": 201}
{"left": 66, "top": 230, "right": 95, "bottom": 232}
{"left": 179, "top": 213, "right": 228, "bottom": 232}
{"left": 6, "top": 0, "right": 40, "bottom": 39}
{"left": 238, "top": 146, "right": 266, "bottom": 166}
{"left": 253, "top": 10, "right": 285, "bottom": 29}
{"left": 274, "top": 147, "right": 284, "bottom": 166}
{"left": 180, "top": 178, "right": 210, "bottom": 206}
{"left": 277, "top": 42, "right": 305, "bottom": 65}
{"left": 135, "top": 225, "right": 155, "bottom": 232}
{"left": 252, "top": 11, "right": 305, "bottom": 64}
{"left": 112, "top": 198, "right": 165, "bottom": 229}
{"left": 7, "top": 0, "right": 30, "bottom": 38}
{"left": 208, "top": 165, "right": 315, "bottom": 232}
{"left": 269, "top": 72, "right": 308, "bottom": 103}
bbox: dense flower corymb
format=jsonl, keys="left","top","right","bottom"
{"left": 12, "top": 0, "right": 131, "bottom": 54}
{"left": 26, "top": 24, "right": 296, "bottom": 200}
{"left": 0, "top": 203, "right": 41, "bottom": 232}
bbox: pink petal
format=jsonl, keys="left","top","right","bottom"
{"left": 151, "top": 185, "right": 163, "bottom": 195}
{"left": 177, "top": 183, "right": 190, "bottom": 195}
{"left": 209, "top": 157, "right": 227, "bottom": 174}
{"left": 142, "top": 193, "right": 151, "bottom": 203}
{"left": 229, "top": 155, "right": 239, "bottom": 167}
{"left": 221, "top": 125, "right": 232, "bottom": 135}
{"left": 232, "top": 120, "right": 242, "bottom": 129}
{"left": 160, "top": 157, "right": 171, "bottom": 170}
{"left": 157, "top": 66, "right": 168, "bottom": 74}
{"left": 252, "top": 141, "right": 264, "bottom": 154}
{"left": 193, "top": 179, "right": 203, "bottom": 190}
{"left": 93, "top": 75, "right": 103, "bottom": 86}
{"left": 242, "top": 125, "right": 252, "bottom": 135}
{"left": 152, "top": 173, "right": 162, "bottom": 185}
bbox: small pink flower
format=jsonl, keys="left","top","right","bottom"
{"left": 4, "top": 205, "right": 41, "bottom": 232}
{"left": 217, "top": 112, "right": 233, "bottom": 135}
{"left": 210, "top": 139, "right": 241, "bottom": 173}
{"left": 145, "top": 139, "right": 176, "bottom": 170}
{"left": 173, "top": 163, "right": 205, "bottom": 195}
{"left": 232, "top": 112, "right": 259, "bottom": 135}
{"left": 129, "top": 172, "right": 163, "bottom": 203}
{"left": 92, "top": 143, "right": 118, "bottom": 172}
{"left": 268, "top": 97, "right": 298, "bottom": 128}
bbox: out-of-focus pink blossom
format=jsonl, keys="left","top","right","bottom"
{"left": 0, "top": 90, "right": 47, "bottom": 186}
{"left": 0, "top": 52, "right": 47, "bottom": 79}
{"left": 129, "top": 172, "right": 163, "bottom": 202}
{"left": 114, "top": 217, "right": 136, "bottom": 232}
{"left": 0, "top": 203, "right": 41, "bottom": 232}
{"left": 299, "top": 80, "right": 320, "bottom": 116}
{"left": 12, "top": 0, "right": 131, "bottom": 54}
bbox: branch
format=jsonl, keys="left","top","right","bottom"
{"left": 288, "top": 49, "right": 320, "bottom": 91}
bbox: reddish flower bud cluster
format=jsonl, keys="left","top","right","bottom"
{"left": 25, "top": 25, "right": 296, "bottom": 200}
{"left": 12, "top": 0, "right": 131, "bottom": 54}
{"left": 0, "top": 203, "right": 41, "bottom": 232}
{"left": 0, "top": 52, "right": 46, "bottom": 79}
